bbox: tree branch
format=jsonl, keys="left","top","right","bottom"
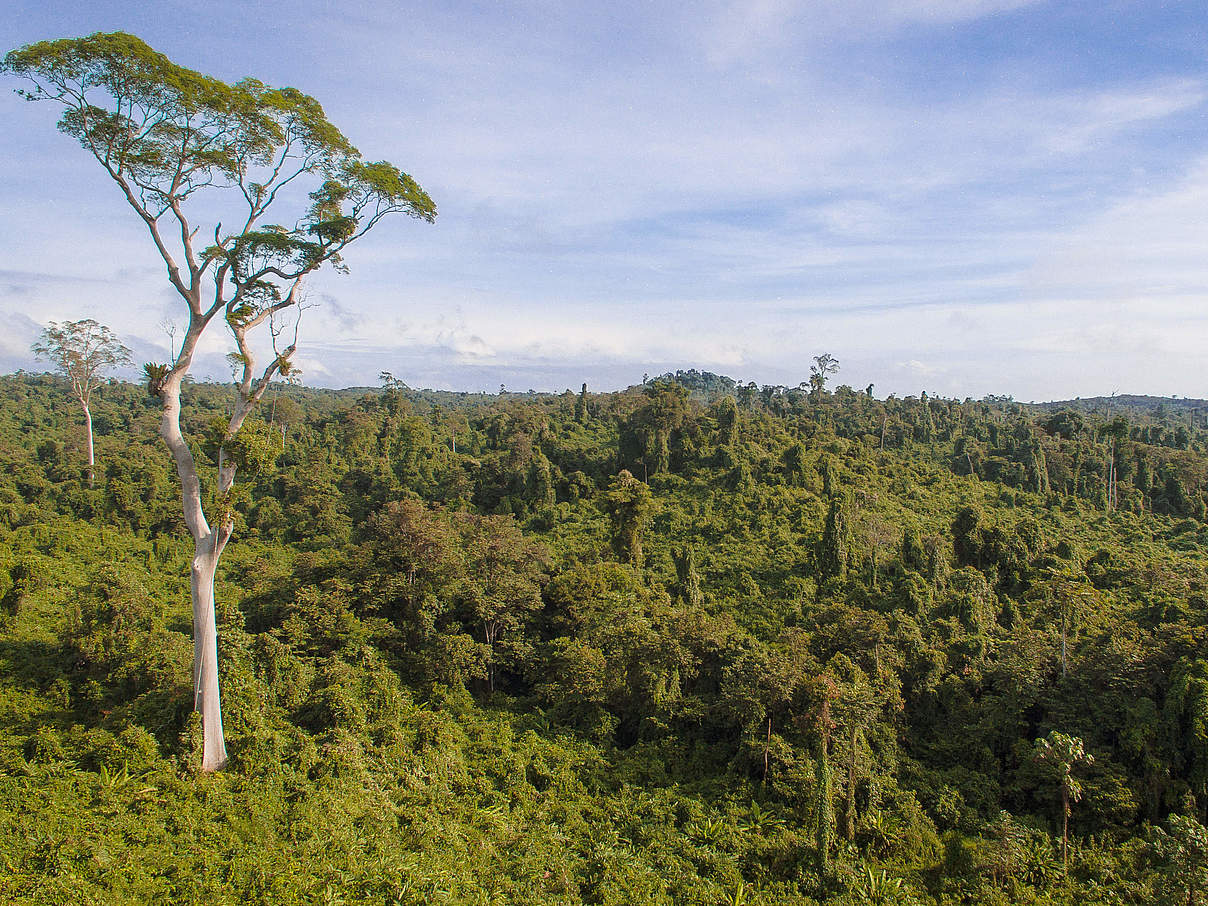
{"left": 104, "top": 168, "right": 195, "bottom": 307}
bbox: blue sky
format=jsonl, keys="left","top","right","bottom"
{"left": 2, "top": 1, "right": 1207, "bottom": 400}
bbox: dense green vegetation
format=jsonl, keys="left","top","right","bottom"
{"left": 2, "top": 370, "right": 1208, "bottom": 904}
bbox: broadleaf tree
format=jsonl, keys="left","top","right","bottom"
{"left": 3, "top": 32, "right": 436, "bottom": 770}
{"left": 809, "top": 353, "right": 840, "bottom": 398}
{"left": 1034, "top": 730, "right": 1094, "bottom": 872}
{"left": 31, "top": 318, "right": 132, "bottom": 488}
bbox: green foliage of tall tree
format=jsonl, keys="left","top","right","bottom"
{"left": 673, "top": 545, "right": 704, "bottom": 609}
{"left": 603, "top": 469, "right": 653, "bottom": 567}
{"left": 714, "top": 394, "right": 740, "bottom": 447}
{"left": 1167, "top": 659, "right": 1208, "bottom": 815}
{"left": 809, "top": 353, "right": 840, "bottom": 399}
{"left": 621, "top": 380, "right": 690, "bottom": 477}
{"left": 810, "top": 673, "right": 839, "bottom": 874}
{"left": 575, "top": 382, "right": 590, "bottom": 424}
{"left": 818, "top": 495, "right": 850, "bottom": 582}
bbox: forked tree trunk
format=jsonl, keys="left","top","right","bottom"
{"left": 160, "top": 363, "right": 230, "bottom": 771}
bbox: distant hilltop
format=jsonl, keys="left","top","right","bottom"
{"left": 1036, "top": 394, "right": 1208, "bottom": 414}
{"left": 631, "top": 371, "right": 1208, "bottom": 414}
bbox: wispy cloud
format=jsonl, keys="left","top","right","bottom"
{"left": 1, "top": 0, "right": 1207, "bottom": 399}
{"left": 1038, "top": 80, "right": 1206, "bottom": 156}
{"left": 695, "top": 0, "right": 1045, "bottom": 67}
{"left": 1027, "top": 155, "right": 1208, "bottom": 298}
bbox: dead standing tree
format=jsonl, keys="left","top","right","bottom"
{"left": 4, "top": 32, "right": 436, "bottom": 770}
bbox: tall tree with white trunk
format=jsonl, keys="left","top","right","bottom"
{"left": 31, "top": 318, "right": 132, "bottom": 488}
{"left": 4, "top": 32, "right": 436, "bottom": 770}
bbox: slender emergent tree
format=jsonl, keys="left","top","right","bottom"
{"left": 1034, "top": 730, "right": 1094, "bottom": 872}
{"left": 809, "top": 353, "right": 840, "bottom": 398}
{"left": 4, "top": 33, "right": 435, "bottom": 770}
{"left": 31, "top": 319, "right": 132, "bottom": 488}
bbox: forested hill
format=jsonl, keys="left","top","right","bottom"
{"left": 1036, "top": 394, "right": 1208, "bottom": 418}
{"left": 629, "top": 370, "right": 1208, "bottom": 422}
{"left": 2, "top": 371, "right": 1208, "bottom": 904}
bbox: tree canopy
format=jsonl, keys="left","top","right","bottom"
{"left": 0, "top": 373, "right": 1207, "bottom": 900}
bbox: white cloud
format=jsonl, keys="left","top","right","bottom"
{"left": 881, "top": 0, "right": 1042, "bottom": 24}
{"left": 1040, "top": 80, "right": 1206, "bottom": 156}
{"left": 1027, "top": 155, "right": 1208, "bottom": 298}
{"left": 899, "top": 359, "right": 940, "bottom": 377}
{"left": 438, "top": 330, "right": 496, "bottom": 360}
{"left": 695, "top": 0, "right": 1045, "bottom": 67}
{"left": 2, "top": 1, "right": 1207, "bottom": 401}
{"left": 697, "top": 0, "right": 803, "bottom": 66}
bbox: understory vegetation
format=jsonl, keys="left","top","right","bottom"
{"left": 2, "top": 370, "right": 1208, "bottom": 904}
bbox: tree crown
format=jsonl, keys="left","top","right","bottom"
{"left": 31, "top": 319, "right": 132, "bottom": 404}
{"left": 3, "top": 32, "right": 435, "bottom": 324}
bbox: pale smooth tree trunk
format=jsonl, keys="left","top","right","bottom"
{"left": 82, "top": 401, "right": 95, "bottom": 488}
{"left": 157, "top": 307, "right": 287, "bottom": 770}
{"left": 160, "top": 362, "right": 230, "bottom": 771}
{"left": 191, "top": 543, "right": 227, "bottom": 769}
